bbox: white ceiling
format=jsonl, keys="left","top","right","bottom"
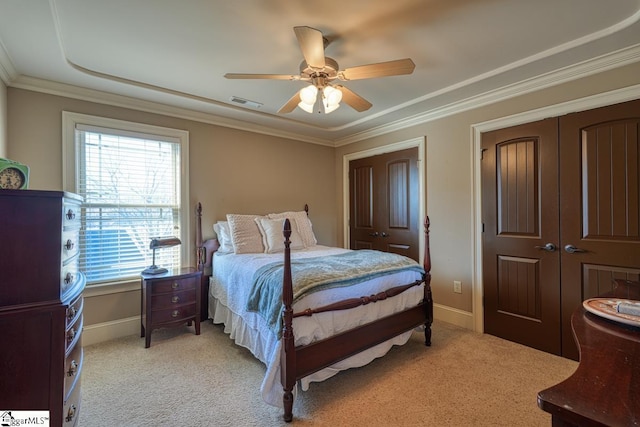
{"left": 1, "top": 0, "right": 639, "bottom": 146}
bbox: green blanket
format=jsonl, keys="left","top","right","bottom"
{"left": 246, "top": 250, "right": 425, "bottom": 336}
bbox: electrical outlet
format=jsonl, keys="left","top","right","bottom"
{"left": 453, "top": 280, "right": 462, "bottom": 294}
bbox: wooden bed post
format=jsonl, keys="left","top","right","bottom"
{"left": 423, "top": 216, "right": 433, "bottom": 346}
{"left": 195, "top": 203, "right": 219, "bottom": 321}
{"left": 280, "top": 219, "right": 295, "bottom": 422}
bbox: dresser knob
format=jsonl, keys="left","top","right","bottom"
{"left": 64, "top": 273, "right": 74, "bottom": 285}
{"left": 66, "top": 404, "right": 77, "bottom": 422}
{"left": 67, "top": 306, "right": 77, "bottom": 320}
{"left": 171, "top": 310, "right": 180, "bottom": 318}
{"left": 67, "top": 360, "right": 78, "bottom": 376}
{"left": 64, "top": 239, "right": 75, "bottom": 251}
{"left": 171, "top": 296, "right": 180, "bottom": 303}
{"left": 171, "top": 281, "right": 180, "bottom": 289}
{"left": 66, "top": 209, "right": 76, "bottom": 220}
{"left": 67, "top": 328, "right": 77, "bottom": 342}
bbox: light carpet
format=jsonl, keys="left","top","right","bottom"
{"left": 78, "top": 320, "right": 577, "bottom": 426}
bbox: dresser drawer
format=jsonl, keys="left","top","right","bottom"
{"left": 63, "top": 374, "right": 81, "bottom": 426}
{"left": 64, "top": 338, "right": 83, "bottom": 400}
{"left": 151, "top": 276, "right": 198, "bottom": 294}
{"left": 66, "top": 295, "right": 83, "bottom": 329}
{"left": 151, "top": 288, "right": 196, "bottom": 310}
{"left": 66, "top": 314, "right": 83, "bottom": 353}
{"left": 63, "top": 201, "right": 81, "bottom": 230}
{"left": 62, "top": 229, "right": 80, "bottom": 261}
{"left": 152, "top": 304, "right": 197, "bottom": 324}
{"left": 61, "top": 262, "right": 80, "bottom": 295}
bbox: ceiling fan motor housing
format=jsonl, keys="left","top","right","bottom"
{"left": 300, "top": 57, "right": 339, "bottom": 82}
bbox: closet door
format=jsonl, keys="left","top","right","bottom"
{"left": 481, "top": 118, "right": 562, "bottom": 355}
{"left": 349, "top": 147, "right": 419, "bottom": 261}
{"left": 559, "top": 99, "right": 640, "bottom": 360}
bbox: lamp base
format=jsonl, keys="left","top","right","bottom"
{"left": 142, "top": 265, "right": 168, "bottom": 275}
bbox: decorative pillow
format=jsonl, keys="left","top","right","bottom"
{"left": 226, "top": 214, "right": 265, "bottom": 254}
{"left": 255, "top": 217, "right": 304, "bottom": 253}
{"left": 268, "top": 211, "right": 317, "bottom": 247}
{"left": 213, "top": 221, "right": 233, "bottom": 253}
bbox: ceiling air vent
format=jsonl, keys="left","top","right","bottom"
{"left": 230, "top": 96, "right": 262, "bottom": 109}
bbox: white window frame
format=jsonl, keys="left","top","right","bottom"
{"left": 62, "top": 112, "right": 191, "bottom": 288}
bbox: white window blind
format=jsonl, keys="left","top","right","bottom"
{"left": 74, "top": 124, "right": 182, "bottom": 284}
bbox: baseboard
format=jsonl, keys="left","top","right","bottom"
{"left": 82, "top": 316, "right": 140, "bottom": 346}
{"left": 433, "top": 303, "right": 474, "bottom": 330}
{"left": 83, "top": 305, "right": 474, "bottom": 346}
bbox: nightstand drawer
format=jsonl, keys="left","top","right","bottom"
{"left": 152, "top": 305, "right": 197, "bottom": 324}
{"left": 63, "top": 374, "right": 81, "bottom": 426}
{"left": 151, "top": 276, "right": 198, "bottom": 294}
{"left": 151, "top": 289, "right": 196, "bottom": 310}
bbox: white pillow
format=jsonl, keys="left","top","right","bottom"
{"left": 255, "top": 217, "right": 304, "bottom": 253}
{"left": 268, "top": 211, "right": 317, "bottom": 247}
{"left": 213, "top": 221, "right": 233, "bottom": 253}
{"left": 226, "top": 214, "right": 265, "bottom": 254}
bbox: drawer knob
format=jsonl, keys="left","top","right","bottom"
{"left": 67, "top": 360, "right": 78, "bottom": 376}
{"left": 67, "top": 306, "right": 77, "bottom": 320}
{"left": 66, "top": 404, "right": 77, "bottom": 422}
{"left": 66, "top": 209, "right": 76, "bottom": 220}
{"left": 171, "top": 310, "right": 180, "bottom": 318}
{"left": 171, "top": 281, "right": 180, "bottom": 289}
{"left": 171, "top": 296, "right": 180, "bottom": 303}
{"left": 64, "top": 273, "right": 74, "bottom": 285}
{"left": 67, "top": 328, "right": 77, "bottom": 342}
{"left": 64, "top": 239, "right": 75, "bottom": 251}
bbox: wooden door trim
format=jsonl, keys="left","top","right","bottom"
{"left": 342, "top": 137, "right": 426, "bottom": 262}
{"left": 472, "top": 85, "right": 640, "bottom": 334}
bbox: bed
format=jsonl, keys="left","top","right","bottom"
{"left": 195, "top": 203, "right": 433, "bottom": 422}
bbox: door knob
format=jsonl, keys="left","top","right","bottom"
{"left": 368, "top": 232, "right": 379, "bottom": 237}
{"left": 564, "top": 244, "right": 587, "bottom": 254}
{"left": 534, "top": 243, "right": 556, "bottom": 252}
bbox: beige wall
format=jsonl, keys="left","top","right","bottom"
{"left": 336, "top": 61, "right": 640, "bottom": 315}
{"left": 0, "top": 80, "right": 6, "bottom": 156}
{"left": 7, "top": 88, "right": 336, "bottom": 327}
{"left": 6, "top": 60, "right": 640, "bottom": 336}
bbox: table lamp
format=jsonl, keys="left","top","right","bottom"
{"left": 142, "top": 237, "right": 181, "bottom": 275}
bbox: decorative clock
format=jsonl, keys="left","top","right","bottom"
{"left": 0, "top": 158, "right": 30, "bottom": 189}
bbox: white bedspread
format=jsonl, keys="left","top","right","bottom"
{"left": 208, "top": 245, "right": 424, "bottom": 408}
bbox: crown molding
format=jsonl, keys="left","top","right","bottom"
{"left": 4, "top": 43, "right": 640, "bottom": 148}
{"left": 333, "top": 43, "right": 640, "bottom": 146}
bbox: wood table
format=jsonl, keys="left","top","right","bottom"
{"left": 537, "top": 279, "right": 640, "bottom": 427}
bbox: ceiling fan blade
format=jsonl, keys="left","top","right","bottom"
{"left": 224, "top": 73, "right": 299, "bottom": 80}
{"left": 294, "top": 26, "right": 326, "bottom": 69}
{"left": 340, "top": 58, "right": 415, "bottom": 80}
{"left": 336, "top": 85, "right": 372, "bottom": 112}
{"left": 278, "top": 90, "right": 301, "bottom": 114}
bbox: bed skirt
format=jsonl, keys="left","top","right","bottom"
{"left": 208, "top": 293, "right": 415, "bottom": 408}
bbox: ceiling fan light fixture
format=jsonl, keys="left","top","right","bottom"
{"left": 297, "top": 100, "right": 315, "bottom": 113}
{"left": 299, "top": 85, "right": 318, "bottom": 104}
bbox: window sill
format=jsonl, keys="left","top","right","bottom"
{"left": 83, "top": 279, "right": 140, "bottom": 298}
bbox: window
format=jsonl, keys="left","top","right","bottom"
{"left": 63, "top": 113, "right": 189, "bottom": 285}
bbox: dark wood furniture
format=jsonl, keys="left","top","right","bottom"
{"left": 195, "top": 203, "right": 433, "bottom": 422}
{"left": 0, "top": 190, "right": 86, "bottom": 427}
{"left": 141, "top": 267, "right": 202, "bottom": 348}
{"left": 537, "top": 279, "right": 640, "bottom": 426}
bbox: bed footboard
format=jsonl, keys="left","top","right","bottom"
{"left": 280, "top": 217, "right": 433, "bottom": 422}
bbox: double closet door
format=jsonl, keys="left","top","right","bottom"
{"left": 349, "top": 147, "right": 420, "bottom": 262}
{"left": 482, "top": 99, "right": 640, "bottom": 359}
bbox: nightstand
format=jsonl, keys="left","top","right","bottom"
{"left": 140, "top": 267, "right": 202, "bottom": 348}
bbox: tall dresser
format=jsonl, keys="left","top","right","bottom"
{"left": 0, "top": 190, "right": 86, "bottom": 427}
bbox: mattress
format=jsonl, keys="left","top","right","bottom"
{"left": 208, "top": 245, "right": 424, "bottom": 408}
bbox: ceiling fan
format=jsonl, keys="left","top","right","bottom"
{"left": 224, "top": 26, "right": 415, "bottom": 114}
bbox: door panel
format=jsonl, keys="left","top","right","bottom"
{"left": 559, "top": 99, "right": 640, "bottom": 359}
{"left": 483, "top": 98, "right": 640, "bottom": 360}
{"left": 350, "top": 148, "right": 419, "bottom": 261}
{"left": 482, "top": 118, "right": 561, "bottom": 355}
